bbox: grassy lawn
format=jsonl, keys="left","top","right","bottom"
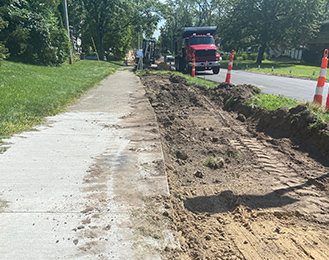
{"left": 0, "top": 60, "right": 120, "bottom": 138}
{"left": 221, "top": 59, "right": 323, "bottom": 80}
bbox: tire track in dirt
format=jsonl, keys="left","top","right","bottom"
{"left": 186, "top": 83, "right": 329, "bottom": 259}
{"left": 226, "top": 208, "right": 329, "bottom": 260}
{"left": 198, "top": 88, "right": 329, "bottom": 222}
{"left": 140, "top": 73, "right": 329, "bottom": 260}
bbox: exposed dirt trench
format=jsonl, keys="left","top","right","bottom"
{"left": 140, "top": 73, "right": 329, "bottom": 260}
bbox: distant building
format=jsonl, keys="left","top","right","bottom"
{"left": 309, "top": 20, "right": 329, "bottom": 50}
{"left": 267, "top": 20, "right": 329, "bottom": 63}
{"left": 268, "top": 48, "right": 303, "bottom": 60}
{"left": 305, "top": 20, "right": 329, "bottom": 63}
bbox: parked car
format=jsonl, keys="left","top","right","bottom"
{"left": 84, "top": 53, "right": 98, "bottom": 60}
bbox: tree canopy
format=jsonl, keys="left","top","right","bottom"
{"left": 0, "top": 0, "right": 327, "bottom": 65}
{"left": 220, "top": 0, "right": 327, "bottom": 63}
{"left": 159, "top": 0, "right": 327, "bottom": 63}
{"left": 69, "top": 0, "right": 161, "bottom": 60}
{"left": 0, "top": 0, "right": 69, "bottom": 65}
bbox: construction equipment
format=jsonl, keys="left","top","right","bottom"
{"left": 175, "top": 26, "right": 221, "bottom": 75}
{"left": 135, "top": 39, "right": 156, "bottom": 69}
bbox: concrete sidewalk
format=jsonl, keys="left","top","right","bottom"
{"left": 0, "top": 70, "right": 176, "bottom": 259}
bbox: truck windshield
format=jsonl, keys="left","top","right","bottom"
{"left": 189, "top": 37, "right": 214, "bottom": 45}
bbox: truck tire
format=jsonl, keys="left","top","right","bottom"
{"left": 175, "top": 57, "right": 183, "bottom": 72}
{"left": 187, "top": 65, "right": 192, "bottom": 75}
{"left": 213, "top": 67, "right": 220, "bottom": 74}
{"left": 184, "top": 61, "right": 192, "bottom": 75}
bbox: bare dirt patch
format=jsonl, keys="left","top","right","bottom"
{"left": 140, "top": 72, "right": 329, "bottom": 260}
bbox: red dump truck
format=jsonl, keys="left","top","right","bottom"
{"left": 175, "top": 26, "right": 221, "bottom": 75}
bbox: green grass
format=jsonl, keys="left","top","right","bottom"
{"left": 183, "top": 72, "right": 218, "bottom": 89}
{"left": 0, "top": 60, "right": 120, "bottom": 137}
{"left": 247, "top": 93, "right": 299, "bottom": 110}
{"left": 136, "top": 70, "right": 218, "bottom": 89}
{"left": 247, "top": 94, "right": 329, "bottom": 127}
{"left": 306, "top": 102, "right": 329, "bottom": 128}
{"left": 221, "top": 59, "right": 323, "bottom": 80}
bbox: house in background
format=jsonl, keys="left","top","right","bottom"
{"left": 268, "top": 48, "right": 303, "bottom": 60}
{"left": 304, "top": 20, "right": 329, "bottom": 63}
{"left": 267, "top": 20, "right": 329, "bottom": 63}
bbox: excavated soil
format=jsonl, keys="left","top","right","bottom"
{"left": 140, "top": 72, "right": 329, "bottom": 260}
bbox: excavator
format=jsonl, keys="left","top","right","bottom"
{"left": 135, "top": 39, "right": 156, "bottom": 69}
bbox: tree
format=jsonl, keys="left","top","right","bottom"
{"left": 0, "top": 2, "right": 9, "bottom": 63}
{"left": 221, "top": 0, "right": 327, "bottom": 63}
{"left": 158, "top": 0, "right": 194, "bottom": 52}
{"left": 0, "top": 0, "right": 69, "bottom": 65}
{"left": 71, "top": 0, "right": 161, "bottom": 60}
{"left": 158, "top": 0, "right": 228, "bottom": 52}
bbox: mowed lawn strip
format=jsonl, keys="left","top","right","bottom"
{"left": 221, "top": 59, "right": 324, "bottom": 80}
{"left": 247, "top": 93, "right": 299, "bottom": 110}
{"left": 0, "top": 60, "right": 120, "bottom": 137}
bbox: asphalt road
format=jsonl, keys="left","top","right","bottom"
{"left": 197, "top": 68, "right": 323, "bottom": 103}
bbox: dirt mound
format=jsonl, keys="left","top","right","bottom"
{"left": 140, "top": 73, "right": 329, "bottom": 260}
{"left": 196, "top": 78, "right": 329, "bottom": 162}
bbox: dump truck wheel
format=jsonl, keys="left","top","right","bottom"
{"left": 175, "top": 57, "right": 183, "bottom": 72}
{"left": 185, "top": 62, "right": 192, "bottom": 75}
{"left": 213, "top": 67, "right": 220, "bottom": 74}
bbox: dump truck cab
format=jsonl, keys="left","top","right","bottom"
{"left": 175, "top": 26, "right": 221, "bottom": 75}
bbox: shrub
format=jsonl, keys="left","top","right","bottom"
{"left": 0, "top": 44, "right": 9, "bottom": 64}
{"left": 249, "top": 53, "right": 258, "bottom": 61}
{"left": 241, "top": 53, "right": 248, "bottom": 60}
{"left": 222, "top": 53, "right": 229, "bottom": 60}
{"left": 4, "top": 1, "right": 69, "bottom": 66}
{"left": 0, "top": 17, "right": 9, "bottom": 64}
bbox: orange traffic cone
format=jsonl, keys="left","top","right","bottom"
{"left": 314, "top": 49, "right": 328, "bottom": 105}
{"left": 225, "top": 50, "right": 235, "bottom": 83}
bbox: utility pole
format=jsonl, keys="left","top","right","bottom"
{"left": 138, "top": 31, "right": 140, "bottom": 50}
{"left": 171, "top": 29, "right": 173, "bottom": 54}
{"left": 63, "top": 0, "right": 73, "bottom": 64}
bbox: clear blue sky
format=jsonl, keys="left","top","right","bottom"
{"left": 153, "top": 19, "right": 165, "bottom": 39}
{"left": 153, "top": 0, "right": 166, "bottom": 39}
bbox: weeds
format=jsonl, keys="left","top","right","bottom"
{"left": 224, "top": 96, "right": 238, "bottom": 108}
{"left": 306, "top": 102, "right": 329, "bottom": 129}
{"left": 204, "top": 156, "right": 225, "bottom": 169}
{"left": 227, "top": 150, "right": 240, "bottom": 159}
{"left": 0, "top": 198, "right": 9, "bottom": 212}
{"left": 0, "top": 147, "right": 8, "bottom": 154}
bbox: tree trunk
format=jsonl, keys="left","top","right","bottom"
{"left": 97, "top": 27, "right": 104, "bottom": 60}
{"left": 256, "top": 44, "right": 266, "bottom": 64}
{"left": 99, "top": 35, "right": 104, "bottom": 60}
